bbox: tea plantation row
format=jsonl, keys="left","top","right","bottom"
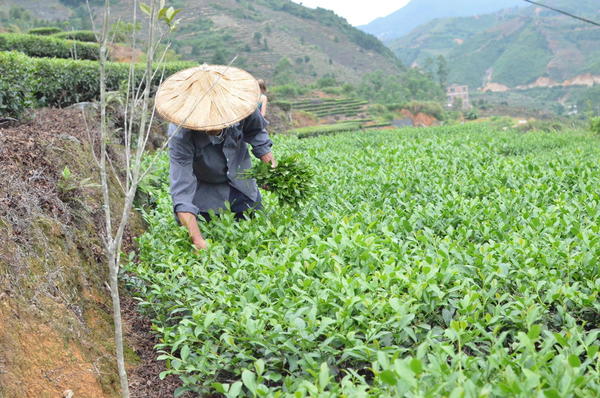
{"left": 127, "top": 125, "right": 599, "bottom": 397}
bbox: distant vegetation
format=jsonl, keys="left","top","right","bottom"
{"left": 391, "top": 0, "right": 600, "bottom": 89}
{"left": 361, "top": 0, "right": 525, "bottom": 40}
{"left": 0, "top": 6, "right": 63, "bottom": 32}
{"left": 0, "top": 0, "right": 455, "bottom": 123}
{"left": 473, "top": 85, "right": 600, "bottom": 119}
{"left": 57, "top": 0, "right": 104, "bottom": 6}
{"left": 266, "top": 66, "right": 445, "bottom": 114}
{"left": 257, "top": 0, "right": 394, "bottom": 57}
{"left": 357, "top": 70, "right": 445, "bottom": 104}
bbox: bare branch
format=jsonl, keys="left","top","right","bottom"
{"left": 107, "top": 151, "right": 127, "bottom": 195}
{"left": 80, "top": 108, "right": 100, "bottom": 168}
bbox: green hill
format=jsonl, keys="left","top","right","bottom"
{"left": 360, "top": 0, "right": 524, "bottom": 41}
{"left": 390, "top": 1, "right": 600, "bottom": 89}
{"left": 0, "top": 0, "right": 401, "bottom": 84}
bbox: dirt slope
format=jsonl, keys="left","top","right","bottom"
{"left": 0, "top": 109, "right": 183, "bottom": 397}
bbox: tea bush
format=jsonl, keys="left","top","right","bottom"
{"left": 0, "top": 51, "right": 195, "bottom": 117}
{"left": 52, "top": 30, "right": 98, "bottom": 43}
{"left": 0, "top": 33, "right": 100, "bottom": 60}
{"left": 0, "top": 51, "right": 34, "bottom": 118}
{"left": 28, "top": 27, "right": 63, "bottom": 36}
{"left": 128, "top": 125, "right": 600, "bottom": 397}
{"left": 287, "top": 122, "right": 361, "bottom": 138}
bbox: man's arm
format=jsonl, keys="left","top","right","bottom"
{"left": 243, "top": 109, "right": 276, "bottom": 167}
{"left": 168, "top": 125, "right": 207, "bottom": 250}
{"left": 260, "top": 96, "right": 268, "bottom": 117}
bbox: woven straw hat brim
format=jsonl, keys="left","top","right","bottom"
{"left": 155, "top": 65, "right": 261, "bottom": 131}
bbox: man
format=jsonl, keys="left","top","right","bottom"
{"left": 155, "top": 65, "right": 276, "bottom": 251}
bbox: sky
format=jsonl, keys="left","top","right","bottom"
{"left": 291, "top": 0, "right": 410, "bottom": 26}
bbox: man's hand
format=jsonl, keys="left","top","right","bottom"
{"left": 260, "top": 152, "right": 277, "bottom": 168}
{"left": 192, "top": 237, "right": 208, "bottom": 251}
{"left": 177, "top": 212, "right": 207, "bottom": 251}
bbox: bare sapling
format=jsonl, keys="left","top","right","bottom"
{"left": 93, "top": 0, "right": 181, "bottom": 396}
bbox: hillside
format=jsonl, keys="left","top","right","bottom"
{"left": 0, "top": 0, "right": 400, "bottom": 84}
{"left": 389, "top": 0, "right": 600, "bottom": 89}
{"left": 359, "top": 0, "right": 524, "bottom": 41}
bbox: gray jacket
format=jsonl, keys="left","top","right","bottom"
{"left": 168, "top": 109, "right": 273, "bottom": 214}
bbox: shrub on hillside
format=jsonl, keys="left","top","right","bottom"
{"left": 272, "top": 101, "right": 292, "bottom": 112}
{"left": 590, "top": 117, "right": 600, "bottom": 134}
{"left": 465, "top": 110, "right": 479, "bottom": 120}
{"left": 316, "top": 75, "right": 337, "bottom": 88}
{"left": 289, "top": 122, "right": 361, "bottom": 138}
{"left": 322, "top": 86, "right": 344, "bottom": 95}
{"left": 358, "top": 70, "right": 444, "bottom": 105}
{"left": 516, "top": 119, "right": 564, "bottom": 133}
{"left": 341, "top": 83, "right": 355, "bottom": 95}
{"left": 28, "top": 27, "right": 63, "bottom": 36}
{"left": 52, "top": 30, "right": 98, "bottom": 43}
{"left": 384, "top": 103, "right": 404, "bottom": 112}
{"left": 403, "top": 101, "right": 445, "bottom": 120}
{"left": 271, "top": 84, "right": 308, "bottom": 98}
{"left": 0, "top": 33, "right": 99, "bottom": 60}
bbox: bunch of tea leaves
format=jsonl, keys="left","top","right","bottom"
{"left": 245, "top": 154, "right": 316, "bottom": 206}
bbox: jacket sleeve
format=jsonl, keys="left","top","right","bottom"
{"left": 168, "top": 124, "right": 199, "bottom": 215}
{"left": 242, "top": 109, "right": 273, "bottom": 158}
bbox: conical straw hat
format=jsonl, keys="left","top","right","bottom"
{"left": 155, "top": 64, "right": 261, "bottom": 132}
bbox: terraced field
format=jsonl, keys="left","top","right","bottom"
{"left": 285, "top": 98, "right": 392, "bottom": 135}
{"left": 291, "top": 98, "right": 370, "bottom": 118}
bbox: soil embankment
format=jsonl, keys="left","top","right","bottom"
{"left": 0, "top": 109, "right": 183, "bottom": 397}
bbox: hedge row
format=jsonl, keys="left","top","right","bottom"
{"left": 52, "top": 31, "right": 98, "bottom": 43}
{"left": 0, "top": 51, "right": 195, "bottom": 118}
{"left": 289, "top": 122, "right": 361, "bottom": 138}
{"left": 28, "top": 28, "right": 99, "bottom": 43}
{"left": 28, "top": 27, "right": 63, "bottom": 36}
{"left": 0, "top": 33, "right": 100, "bottom": 60}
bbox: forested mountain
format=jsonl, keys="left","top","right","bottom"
{"left": 0, "top": 0, "right": 401, "bottom": 84}
{"left": 360, "top": 0, "right": 525, "bottom": 41}
{"left": 389, "top": 0, "right": 600, "bottom": 89}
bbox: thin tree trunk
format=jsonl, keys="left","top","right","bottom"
{"left": 108, "top": 249, "right": 129, "bottom": 397}
{"left": 98, "top": 0, "right": 130, "bottom": 396}
{"left": 93, "top": 0, "right": 180, "bottom": 394}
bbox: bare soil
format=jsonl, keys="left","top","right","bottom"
{"left": 123, "top": 295, "right": 194, "bottom": 398}
{"left": 0, "top": 108, "right": 189, "bottom": 397}
{"left": 400, "top": 109, "right": 438, "bottom": 127}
